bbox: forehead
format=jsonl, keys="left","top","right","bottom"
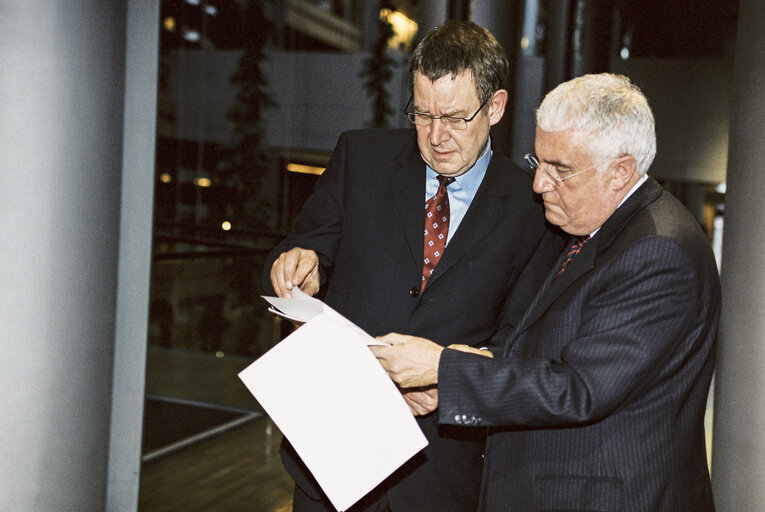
{"left": 413, "top": 71, "right": 479, "bottom": 105}
{"left": 534, "top": 127, "right": 591, "bottom": 161}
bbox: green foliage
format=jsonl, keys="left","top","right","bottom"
{"left": 223, "top": 0, "right": 278, "bottom": 230}
{"left": 360, "top": 1, "right": 397, "bottom": 128}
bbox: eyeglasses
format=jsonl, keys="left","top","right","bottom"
{"left": 404, "top": 95, "right": 489, "bottom": 131}
{"left": 524, "top": 153, "right": 603, "bottom": 186}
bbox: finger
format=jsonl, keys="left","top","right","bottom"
{"left": 279, "top": 250, "right": 303, "bottom": 295}
{"left": 270, "top": 256, "right": 289, "bottom": 297}
{"left": 403, "top": 390, "right": 438, "bottom": 415}
{"left": 285, "top": 249, "right": 319, "bottom": 295}
{"left": 299, "top": 264, "right": 320, "bottom": 296}
{"left": 402, "top": 393, "right": 430, "bottom": 416}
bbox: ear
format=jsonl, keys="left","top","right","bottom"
{"left": 488, "top": 89, "right": 508, "bottom": 126}
{"left": 610, "top": 155, "right": 637, "bottom": 191}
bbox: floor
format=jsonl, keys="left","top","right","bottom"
{"left": 139, "top": 347, "right": 294, "bottom": 511}
{"left": 139, "top": 415, "right": 293, "bottom": 512}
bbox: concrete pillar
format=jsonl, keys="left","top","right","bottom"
{"left": 711, "top": 0, "right": 765, "bottom": 509}
{"left": 107, "top": 2, "right": 159, "bottom": 511}
{"left": 0, "top": 2, "right": 157, "bottom": 511}
{"left": 544, "top": 0, "right": 571, "bottom": 92}
{"left": 416, "top": 0, "right": 448, "bottom": 41}
{"left": 471, "top": 0, "right": 522, "bottom": 77}
{"left": 471, "top": 0, "right": 522, "bottom": 156}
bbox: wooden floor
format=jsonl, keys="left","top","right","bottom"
{"left": 139, "top": 415, "right": 294, "bottom": 511}
{"left": 140, "top": 347, "right": 294, "bottom": 511}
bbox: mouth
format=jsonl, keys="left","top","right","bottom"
{"left": 542, "top": 200, "right": 562, "bottom": 215}
{"left": 431, "top": 147, "right": 454, "bottom": 158}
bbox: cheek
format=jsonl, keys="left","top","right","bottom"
{"left": 551, "top": 191, "right": 578, "bottom": 220}
{"left": 562, "top": 189, "right": 603, "bottom": 227}
{"left": 416, "top": 128, "right": 427, "bottom": 147}
{"left": 416, "top": 131, "right": 433, "bottom": 157}
{"left": 453, "top": 134, "right": 477, "bottom": 161}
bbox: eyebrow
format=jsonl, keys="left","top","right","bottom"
{"left": 413, "top": 104, "right": 468, "bottom": 117}
{"left": 536, "top": 155, "right": 572, "bottom": 170}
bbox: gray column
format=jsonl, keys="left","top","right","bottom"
{"left": 471, "top": 0, "right": 522, "bottom": 156}
{"left": 107, "top": 2, "right": 159, "bottom": 511}
{"left": 0, "top": 2, "right": 156, "bottom": 511}
{"left": 471, "top": 0, "right": 521, "bottom": 65}
{"left": 544, "top": 0, "right": 571, "bottom": 92}
{"left": 711, "top": 0, "right": 765, "bottom": 509}
{"left": 417, "top": 0, "right": 448, "bottom": 40}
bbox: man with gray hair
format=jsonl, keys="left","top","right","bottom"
{"left": 373, "top": 73, "right": 720, "bottom": 511}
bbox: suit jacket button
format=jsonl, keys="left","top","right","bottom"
{"left": 409, "top": 287, "right": 419, "bottom": 297}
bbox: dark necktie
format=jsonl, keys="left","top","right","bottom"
{"left": 555, "top": 235, "right": 591, "bottom": 278}
{"left": 422, "top": 175, "right": 455, "bottom": 290}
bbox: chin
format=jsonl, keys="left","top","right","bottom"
{"left": 544, "top": 211, "right": 562, "bottom": 225}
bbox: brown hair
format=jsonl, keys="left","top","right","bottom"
{"left": 410, "top": 21, "right": 508, "bottom": 103}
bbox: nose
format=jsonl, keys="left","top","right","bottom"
{"left": 428, "top": 118, "right": 450, "bottom": 146}
{"left": 532, "top": 167, "right": 556, "bottom": 194}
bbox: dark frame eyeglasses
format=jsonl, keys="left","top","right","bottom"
{"left": 404, "top": 95, "right": 490, "bottom": 130}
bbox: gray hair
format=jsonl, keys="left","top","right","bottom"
{"left": 536, "top": 73, "right": 656, "bottom": 174}
{"left": 410, "top": 21, "right": 508, "bottom": 104}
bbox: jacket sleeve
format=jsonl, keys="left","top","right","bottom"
{"left": 261, "top": 132, "right": 349, "bottom": 295}
{"left": 438, "top": 237, "right": 705, "bottom": 428}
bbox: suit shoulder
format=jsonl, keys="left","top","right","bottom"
{"left": 488, "top": 151, "right": 536, "bottom": 187}
{"left": 485, "top": 153, "right": 543, "bottom": 211}
{"left": 612, "top": 190, "right": 716, "bottom": 273}
{"left": 641, "top": 190, "right": 709, "bottom": 244}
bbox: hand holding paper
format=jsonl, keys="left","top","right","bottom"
{"left": 269, "top": 246, "right": 321, "bottom": 297}
{"left": 371, "top": 333, "right": 444, "bottom": 388}
{"left": 239, "top": 293, "right": 425, "bottom": 511}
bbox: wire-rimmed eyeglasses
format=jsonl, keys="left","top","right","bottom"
{"left": 404, "top": 95, "right": 489, "bottom": 130}
{"left": 524, "top": 153, "right": 603, "bottom": 186}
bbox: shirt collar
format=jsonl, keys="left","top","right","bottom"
{"left": 588, "top": 173, "right": 649, "bottom": 238}
{"left": 426, "top": 137, "right": 492, "bottom": 197}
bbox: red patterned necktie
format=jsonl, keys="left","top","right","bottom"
{"left": 422, "top": 175, "right": 455, "bottom": 290}
{"left": 555, "top": 235, "right": 591, "bottom": 278}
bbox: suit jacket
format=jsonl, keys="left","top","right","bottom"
{"left": 438, "top": 178, "right": 720, "bottom": 511}
{"left": 263, "top": 128, "right": 560, "bottom": 511}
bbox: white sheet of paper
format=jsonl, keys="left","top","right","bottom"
{"left": 262, "top": 288, "right": 386, "bottom": 345}
{"left": 262, "top": 286, "right": 325, "bottom": 323}
{"left": 238, "top": 314, "right": 428, "bottom": 512}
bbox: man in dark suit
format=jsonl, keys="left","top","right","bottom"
{"left": 263, "top": 21, "right": 559, "bottom": 512}
{"left": 374, "top": 73, "right": 720, "bottom": 511}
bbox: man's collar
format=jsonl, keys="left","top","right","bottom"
{"left": 587, "top": 174, "right": 649, "bottom": 238}
{"left": 426, "top": 137, "right": 492, "bottom": 197}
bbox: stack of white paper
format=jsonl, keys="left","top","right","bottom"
{"left": 238, "top": 291, "right": 428, "bottom": 511}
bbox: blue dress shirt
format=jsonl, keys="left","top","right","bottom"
{"left": 424, "top": 138, "right": 492, "bottom": 246}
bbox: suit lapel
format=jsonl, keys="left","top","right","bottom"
{"left": 511, "top": 178, "right": 664, "bottom": 338}
{"left": 425, "top": 151, "right": 516, "bottom": 287}
{"left": 390, "top": 135, "right": 428, "bottom": 271}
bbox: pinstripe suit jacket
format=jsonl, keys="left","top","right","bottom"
{"left": 438, "top": 178, "right": 720, "bottom": 511}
